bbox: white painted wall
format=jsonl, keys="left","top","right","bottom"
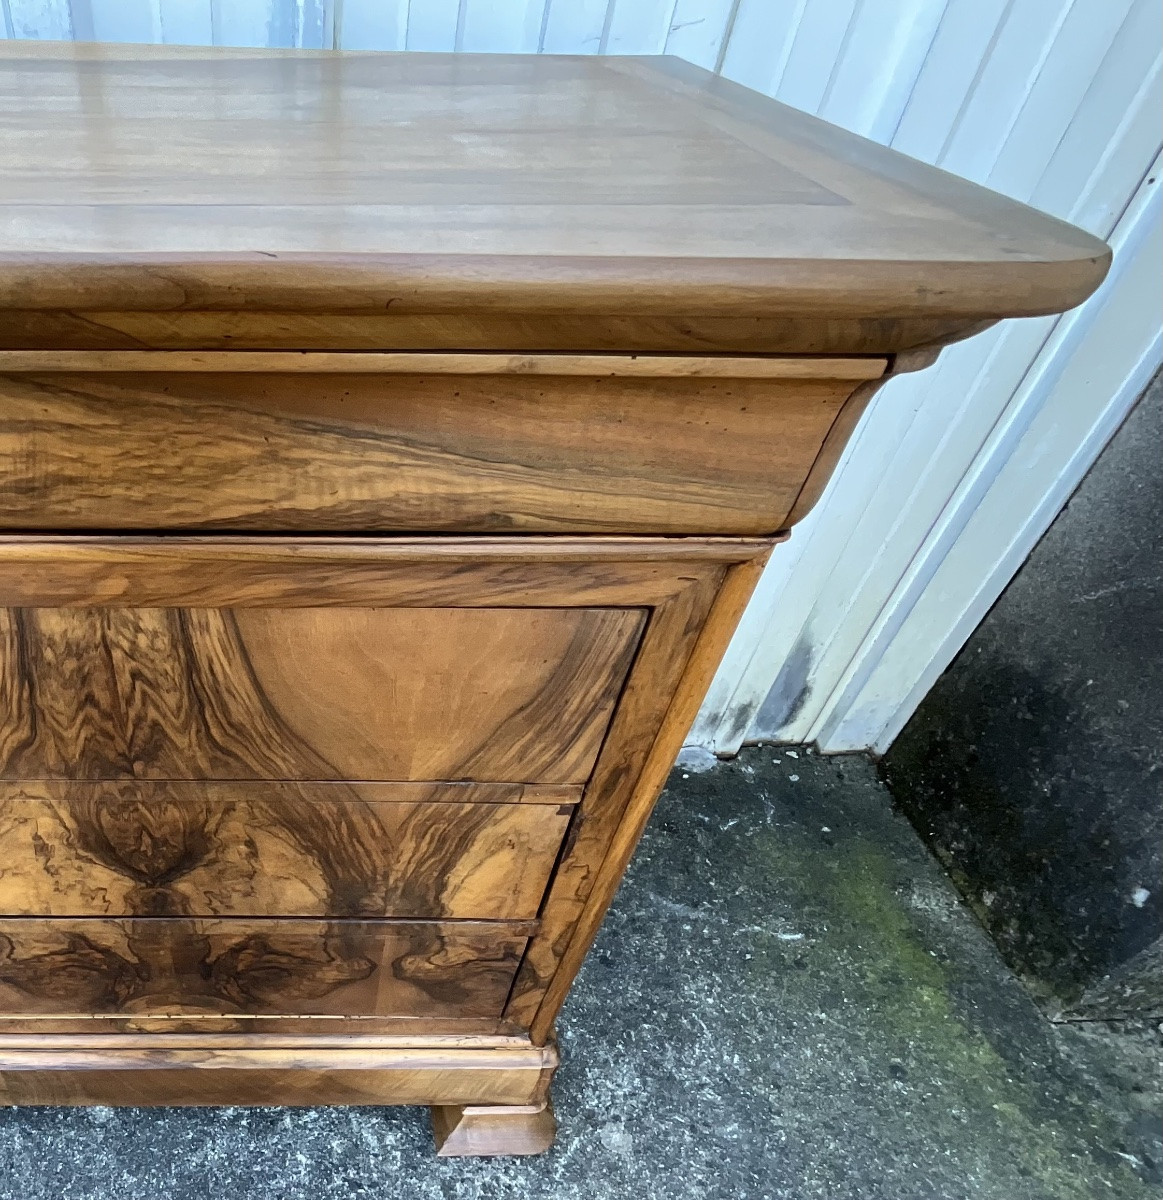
{"left": 4, "top": 0, "right": 1160, "bottom": 754}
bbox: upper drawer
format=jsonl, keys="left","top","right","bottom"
{"left": 0, "top": 604, "right": 643, "bottom": 784}
{"left": 0, "top": 351, "right": 885, "bottom": 536}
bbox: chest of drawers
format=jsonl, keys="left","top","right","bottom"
{"left": 0, "top": 43, "right": 1107, "bottom": 1154}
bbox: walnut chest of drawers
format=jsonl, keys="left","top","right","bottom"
{"left": 0, "top": 43, "right": 1108, "bottom": 1155}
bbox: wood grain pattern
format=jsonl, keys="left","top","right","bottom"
{"left": 0, "top": 605, "right": 643, "bottom": 783}
{"left": 0, "top": 918, "right": 531, "bottom": 1019}
{"left": 0, "top": 536, "right": 767, "bottom": 610}
{"left": 527, "top": 554, "right": 769, "bottom": 1042}
{"left": 0, "top": 1041, "right": 557, "bottom": 1107}
{"left": 0, "top": 351, "right": 884, "bottom": 379}
{"left": 0, "top": 45, "right": 1109, "bottom": 362}
{"left": 0, "top": 782, "right": 573, "bottom": 920}
{"left": 505, "top": 566, "right": 729, "bottom": 1029}
{"left": 0, "top": 309, "right": 996, "bottom": 356}
{"left": 433, "top": 1101, "right": 556, "bottom": 1157}
{"left": 0, "top": 367, "right": 872, "bottom": 535}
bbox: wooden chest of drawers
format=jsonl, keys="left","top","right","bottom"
{"left": 0, "top": 44, "right": 1107, "bottom": 1154}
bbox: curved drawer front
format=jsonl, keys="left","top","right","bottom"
{"left": 0, "top": 353, "right": 885, "bottom": 536}
{"left": 0, "top": 604, "right": 644, "bottom": 784}
{"left": 0, "top": 781, "right": 575, "bottom": 921}
{"left": 0, "top": 917, "right": 530, "bottom": 1019}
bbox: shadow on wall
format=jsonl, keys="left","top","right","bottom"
{"left": 881, "top": 370, "right": 1162, "bottom": 1020}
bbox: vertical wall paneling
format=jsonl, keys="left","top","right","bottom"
{"left": 539, "top": 0, "right": 610, "bottom": 54}
{"left": 694, "top": 0, "right": 1162, "bottom": 753}
{"left": 773, "top": 0, "right": 858, "bottom": 114}
{"left": 4, "top": 0, "right": 1158, "bottom": 755}
{"left": 663, "top": 0, "right": 737, "bottom": 70}
{"left": 83, "top": 0, "right": 162, "bottom": 43}
{"left": 404, "top": 0, "right": 459, "bottom": 52}
{"left": 764, "top": 0, "right": 1136, "bottom": 744}
{"left": 830, "top": 157, "right": 1163, "bottom": 751}
{"left": 815, "top": 0, "right": 945, "bottom": 140}
{"left": 158, "top": 0, "right": 213, "bottom": 44}
{"left": 209, "top": 0, "right": 273, "bottom": 47}
{"left": 336, "top": 0, "right": 408, "bottom": 51}
{"left": 602, "top": 0, "right": 676, "bottom": 55}
{"left": 7, "top": 0, "right": 72, "bottom": 38}
{"left": 459, "top": 0, "right": 546, "bottom": 53}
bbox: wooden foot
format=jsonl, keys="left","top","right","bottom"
{"left": 431, "top": 1100, "right": 556, "bottom": 1157}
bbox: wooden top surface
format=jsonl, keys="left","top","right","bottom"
{"left": 0, "top": 42, "right": 1109, "bottom": 322}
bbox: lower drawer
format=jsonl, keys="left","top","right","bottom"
{"left": 0, "top": 781, "right": 574, "bottom": 920}
{"left": 0, "top": 918, "right": 531, "bottom": 1019}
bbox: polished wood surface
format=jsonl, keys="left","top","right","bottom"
{"left": 433, "top": 1101, "right": 557, "bottom": 1157}
{"left": 0, "top": 44, "right": 1108, "bottom": 356}
{"left": 0, "top": 917, "right": 532, "bottom": 1019}
{"left": 0, "top": 309, "right": 993, "bottom": 355}
{"left": 0, "top": 363, "right": 874, "bottom": 535}
{"left": 0, "top": 536, "right": 768, "bottom": 609}
{"left": 0, "top": 604, "right": 642, "bottom": 783}
{"left": 0, "top": 42, "right": 1113, "bottom": 1151}
{"left": 0, "top": 781, "right": 572, "bottom": 920}
{"left": 0, "top": 1041, "right": 557, "bottom": 1106}
{"left": 0, "top": 351, "right": 884, "bottom": 378}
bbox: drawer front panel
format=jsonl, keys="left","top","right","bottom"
{"left": 0, "top": 358, "right": 883, "bottom": 536}
{"left": 0, "top": 918, "right": 529, "bottom": 1019}
{"left": 0, "top": 605, "right": 644, "bottom": 783}
{"left": 0, "top": 781, "right": 575, "bottom": 921}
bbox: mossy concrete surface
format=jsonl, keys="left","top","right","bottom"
{"left": 0, "top": 749, "right": 1158, "bottom": 1199}
{"left": 883, "top": 372, "right": 1162, "bottom": 1016}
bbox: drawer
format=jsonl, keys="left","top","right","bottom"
{"left": 0, "top": 352, "right": 886, "bottom": 536}
{"left": 0, "top": 781, "right": 574, "bottom": 920}
{"left": 0, "top": 604, "right": 644, "bottom": 783}
{"left": 0, "top": 917, "right": 529, "bottom": 1019}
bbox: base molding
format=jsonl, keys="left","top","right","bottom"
{"left": 432, "top": 1101, "right": 557, "bottom": 1157}
{"left": 0, "top": 1040, "right": 558, "bottom": 1116}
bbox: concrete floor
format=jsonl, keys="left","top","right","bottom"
{"left": 884, "top": 372, "right": 1162, "bottom": 1017}
{"left": 0, "top": 749, "right": 1158, "bottom": 1199}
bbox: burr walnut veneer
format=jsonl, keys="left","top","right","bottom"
{"left": 0, "top": 44, "right": 1108, "bottom": 1155}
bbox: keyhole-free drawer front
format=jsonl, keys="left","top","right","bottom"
{"left": 0, "top": 604, "right": 645, "bottom": 784}
{"left": 0, "top": 781, "right": 575, "bottom": 921}
{"left": 0, "top": 917, "right": 531, "bottom": 1020}
{"left": 0, "top": 352, "right": 886, "bottom": 536}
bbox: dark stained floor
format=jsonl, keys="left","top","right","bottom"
{"left": 884, "top": 372, "right": 1162, "bottom": 1017}
{"left": 0, "top": 749, "right": 1158, "bottom": 1199}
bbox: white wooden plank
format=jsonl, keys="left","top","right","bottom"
{"left": 85, "top": 0, "right": 161, "bottom": 42}
{"left": 717, "top": 0, "right": 805, "bottom": 95}
{"left": 1025, "top": 0, "right": 1161, "bottom": 231}
{"left": 932, "top": 0, "right": 1079, "bottom": 179}
{"left": 460, "top": 0, "right": 545, "bottom": 52}
{"left": 336, "top": 0, "right": 408, "bottom": 50}
{"left": 602, "top": 0, "right": 675, "bottom": 55}
{"left": 663, "top": 0, "right": 736, "bottom": 70}
{"left": 891, "top": 0, "right": 1009, "bottom": 162}
{"left": 817, "top": 0, "right": 946, "bottom": 141}
{"left": 6, "top": 0, "right": 71, "bottom": 38}
{"left": 539, "top": 0, "right": 608, "bottom": 54}
{"left": 158, "top": 0, "right": 213, "bottom": 44}
{"left": 295, "top": 0, "right": 334, "bottom": 48}
{"left": 210, "top": 0, "right": 273, "bottom": 46}
{"left": 695, "top": 0, "right": 1162, "bottom": 754}
{"left": 775, "top": 0, "right": 857, "bottom": 114}
{"left": 405, "top": 0, "right": 459, "bottom": 51}
{"left": 984, "top": 0, "right": 1133, "bottom": 201}
{"left": 829, "top": 161, "right": 1163, "bottom": 752}
{"left": 777, "top": 24, "right": 1161, "bottom": 747}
